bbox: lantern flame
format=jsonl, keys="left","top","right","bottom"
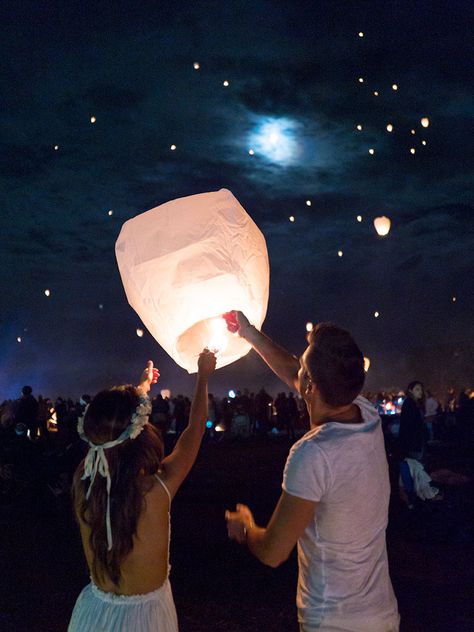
{"left": 207, "top": 318, "right": 228, "bottom": 354}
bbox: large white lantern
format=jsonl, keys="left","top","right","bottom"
{"left": 115, "top": 189, "right": 269, "bottom": 373}
{"left": 373, "top": 216, "right": 391, "bottom": 236}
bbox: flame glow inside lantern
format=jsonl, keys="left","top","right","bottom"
{"left": 364, "top": 357, "right": 371, "bottom": 373}
{"left": 116, "top": 189, "right": 269, "bottom": 373}
{"left": 373, "top": 216, "right": 391, "bottom": 236}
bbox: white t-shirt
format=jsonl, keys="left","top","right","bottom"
{"left": 282, "top": 396, "right": 399, "bottom": 631}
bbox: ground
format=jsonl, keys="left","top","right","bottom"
{"left": 0, "top": 436, "right": 473, "bottom": 631}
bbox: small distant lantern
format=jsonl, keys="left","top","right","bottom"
{"left": 306, "top": 322, "right": 313, "bottom": 332}
{"left": 364, "top": 357, "right": 371, "bottom": 372}
{"left": 373, "top": 216, "right": 391, "bottom": 236}
{"left": 386, "top": 124, "right": 393, "bottom": 132}
{"left": 421, "top": 117, "right": 429, "bottom": 128}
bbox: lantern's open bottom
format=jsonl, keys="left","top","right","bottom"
{"left": 175, "top": 316, "right": 251, "bottom": 372}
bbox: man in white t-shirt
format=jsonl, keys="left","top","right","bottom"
{"left": 224, "top": 312, "right": 399, "bottom": 632}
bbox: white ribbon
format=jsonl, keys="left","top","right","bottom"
{"left": 78, "top": 395, "right": 151, "bottom": 551}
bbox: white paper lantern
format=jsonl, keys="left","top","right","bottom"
{"left": 116, "top": 189, "right": 269, "bottom": 373}
{"left": 373, "top": 216, "right": 391, "bottom": 236}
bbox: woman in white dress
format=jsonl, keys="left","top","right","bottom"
{"left": 68, "top": 349, "right": 216, "bottom": 631}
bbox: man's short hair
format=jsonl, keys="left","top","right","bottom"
{"left": 306, "top": 323, "right": 365, "bottom": 407}
{"left": 21, "top": 385, "right": 33, "bottom": 396}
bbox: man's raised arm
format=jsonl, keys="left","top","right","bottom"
{"left": 223, "top": 311, "right": 300, "bottom": 391}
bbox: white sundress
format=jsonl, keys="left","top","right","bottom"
{"left": 68, "top": 475, "right": 178, "bottom": 632}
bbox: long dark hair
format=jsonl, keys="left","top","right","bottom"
{"left": 72, "top": 385, "right": 164, "bottom": 586}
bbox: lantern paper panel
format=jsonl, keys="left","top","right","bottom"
{"left": 115, "top": 189, "right": 270, "bottom": 373}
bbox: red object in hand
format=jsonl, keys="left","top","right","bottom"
{"left": 223, "top": 311, "right": 239, "bottom": 333}
{"left": 151, "top": 367, "right": 160, "bottom": 384}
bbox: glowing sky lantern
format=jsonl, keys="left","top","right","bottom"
{"left": 193, "top": 62, "right": 200, "bottom": 70}
{"left": 364, "top": 357, "right": 371, "bottom": 372}
{"left": 373, "top": 216, "right": 391, "bottom": 236}
{"left": 386, "top": 123, "right": 393, "bottom": 132}
{"left": 44, "top": 289, "right": 51, "bottom": 297}
{"left": 421, "top": 117, "right": 430, "bottom": 128}
{"left": 116, "top": 189, "right": 269, "bottom": 373}
{"left": 136, "top": 328, "right": 144, "bottom": 337}
{"left": 306, "top": 322, "right": 313, "bottom": 332}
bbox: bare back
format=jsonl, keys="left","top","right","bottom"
{"left": 78, "top": 474, "right": 171, "bottom": 595}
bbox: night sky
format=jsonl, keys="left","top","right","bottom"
{"left": 1, "top": 0, "right": 473, "bottom": 399}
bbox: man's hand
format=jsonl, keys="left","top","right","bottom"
{"left": 225, "top": 503, "right": 256, "bottom": 544}
{"left": 223, "top": 311, "right": 252, "bottom": 337}
{"left": 197, "top": 348, "right": 217, "bottom": 377}
{"left": 138, "top": 360, "right": 160, "bottom": 395}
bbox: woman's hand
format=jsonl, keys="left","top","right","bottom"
{"left": 223, "top": 311, "right": 252, "bottom": 337}
{"left": 137, "top": 360, "right": 160, "bottom": 395}
{"left": 197, "top": 348, "right": 217, "bottom": 377}
{"left": 225, "top": 503, "right": 255, "bottom": 544}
